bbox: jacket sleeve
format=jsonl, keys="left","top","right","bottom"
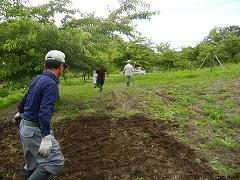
{"left": 17, "top": 93, "right": 27, "bottom": 114}
{"left": 38, "top": 83, "right": 59, "bottom": 137}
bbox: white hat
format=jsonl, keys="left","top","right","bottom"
{"left": 127, "top": 60, "right": 131, "bottom": 63}
{"left": 45, "top": 50, "right": 65, "bottom": 63}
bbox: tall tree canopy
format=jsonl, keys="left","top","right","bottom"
{"left": 0, "top": 0, "right": 240, "bottom": 86}
{"left": 0, "top": 0, "right": 159, "bottom": 83}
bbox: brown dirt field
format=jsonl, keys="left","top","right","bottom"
{"left": 0, "top": 115, "right": 222, "bottom": 180}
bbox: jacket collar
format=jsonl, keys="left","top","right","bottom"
{"left": 42, "top": 70, "right": 59, "bottom": 84}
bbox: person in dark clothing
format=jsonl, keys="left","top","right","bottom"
{"left": 13, "top": 50, "right": 66, "bottom": 180}
{"left": 96, "top": 68, "right": 106, "bottom": 91}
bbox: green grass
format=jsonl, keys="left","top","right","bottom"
{"left": 201, "top": 137, "right": 238, "bottom": 150}
{"left": 0, "top": 89, "right": 24, "bottom": 109}
{"left": 1, "top": 63, "right": 240, "bottom": 176}
{"left": 210, "top": 159, "right": 239, "bottom": 177}
{"left": 229, "top": 113, "right": 240, "bottom": 127}
{"left": 54, "top": 80, "right": 100, "bottom": 121}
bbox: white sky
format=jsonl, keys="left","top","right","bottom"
{"left": 28, "top": 0, "right": 240, "bottom": 50}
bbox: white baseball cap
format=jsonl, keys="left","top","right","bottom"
{"left": 127, "top": 60, "right": 131, "bottom": 63}
{"left": 45, "top": 50, "right": 65, "bottom": 63}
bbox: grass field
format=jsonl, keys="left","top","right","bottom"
{"left": 1, "top": 63, "right": 240, "bottom": 177}
{"left": 58, "top": 64, "right": 240, "bottom": 177}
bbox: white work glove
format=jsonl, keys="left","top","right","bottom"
{"left": 38, "top": 135, "right": 52, "bottom": 158}
{"left": 13, "top": 112, "right": 23, "bottom": 126}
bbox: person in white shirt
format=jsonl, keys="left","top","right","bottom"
{"left": 93, "top": 70, "right": 98, "bottom": 87}
{"left": 123, "top": 60, "right": 134, "bottom": 86}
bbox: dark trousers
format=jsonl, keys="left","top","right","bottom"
{"left": 97, "top": 79, "right": 104, "bottom": 87}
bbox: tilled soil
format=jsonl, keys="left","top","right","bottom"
{"left": 0, "top": 115, "right": 219, "bottom": 179}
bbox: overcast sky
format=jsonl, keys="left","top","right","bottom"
{"left": 28, "top": 0, "right": 240, "bottom": 50}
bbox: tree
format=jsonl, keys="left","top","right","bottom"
{"left": 0, "top": 18, "right": 61, "bottom": 82}
{"left": 0, "top": 0, "right": 160, "bottom": 84}
{"left": 202, "top": 25, "right": 240, "bottom": 64}
{"left": 220, "top": 33, "right": 240, "bottom": 63}
{"left": 0, "top": 0, "right": 29, "bottom": 21}
{"left": 28, "top": 0, "right": 76, "bottom": 24}
{"left": 175, "top": 47, "right": 195, "bottom": 70}
{"left": 60, "top": 0, "right": 159, "bottom": 73}
{"left": 155, "top": 42, "right": 178, "bottom": 70}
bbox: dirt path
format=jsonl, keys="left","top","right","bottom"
{"left": 0, "top": 104, "right": 17, "bottom": 122}
{"left": 94, "top": 89, "right": 148, "bottom": 115}
{"left": 0, "top": 114, "right": 219, "bottom": 179}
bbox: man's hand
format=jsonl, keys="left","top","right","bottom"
{"left": 13, "top": 112, "right": 23, "bottom": 126}
{"left": 38, "top": 135, "right": 52, "bottom": 158}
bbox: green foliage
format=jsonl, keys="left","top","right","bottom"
{"left": 0, "top": 0, "right": 160, "bottom": 86}
{"left": 1, "top": 0, "right": 240, "bottom": 89}
{"left": 0, "top": 0, "right": 29, "bottom": 21}
{"left": 210, "top": 159, "right": 238, "bottom": 176}
{"left": 0, "top": 89, "right": 24, "bottom": 109}
{"left": 200, "top": 25, "right": 240, "bottom": 65}
{"left": 2, "top": 63, "right": 240, "bottom": 176}
{"left": 29, "top": 0, "right": 74, "bottom": 24}
{"left": 202, "top": 106, "right": 225, "bottom": 121}
{"left": 54, "top": 79, "right": 99, "bottom": 120}
{"left": 201, "top": 137, "right": 238, "bottom": 150}
{"left": 228, "top": 114, "right": 240, "bottom": 128}
{"left": 1, "top": 2, "right": 240, "bottom": 176}
{"left": 0, "top": 18, "right": 58, "bottom": 81}
{"left": 0, "top": 81, "right": 26, "bottom": 98}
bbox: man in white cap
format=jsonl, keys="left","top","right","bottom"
{"left": 13, "top": 50, "right": 65, "bottom": 179}
{"left": 123, "top": 60, "right": 134, "bottom": 86}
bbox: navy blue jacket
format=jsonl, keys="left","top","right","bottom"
{"left": 18, "top": 70, "right": 59, "bottom": 137}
